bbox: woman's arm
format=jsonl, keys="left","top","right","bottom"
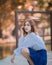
{"left": 11, "top": 53, "right": 16, "bottom": 63}
{"left": 20, "top": 26, "right": 24, "bottom": 37}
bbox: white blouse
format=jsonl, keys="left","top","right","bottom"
{"left": 14, "top": 32, "right": 46, "bottom": 55}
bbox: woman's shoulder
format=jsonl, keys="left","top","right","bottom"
{"left": 29, "top": 32, "right": 42, "bottom": 40}
{"left": 26, "top": 32, "right": 36, "bottom": 38}
{"left": 30, "top": 32, "right": 36, "bottom": 36}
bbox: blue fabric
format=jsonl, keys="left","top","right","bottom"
{"left": 28, "top": 48, "right": 47, "bottom": 65}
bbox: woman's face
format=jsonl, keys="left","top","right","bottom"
{"left": 24, "top": 21, "right": 31, "bottom": 33}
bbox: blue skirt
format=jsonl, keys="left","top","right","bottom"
{"left": 28, "top": 48, "right": 47, "bottom": 65}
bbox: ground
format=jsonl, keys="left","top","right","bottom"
{"left": 0, "top": 51, "right": 52, "bottom": 65}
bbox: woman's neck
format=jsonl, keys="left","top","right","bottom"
{"left": 27, "top": 31, "right": 31, "bottom": 35}
{"left": 24, "top": 31, "right": 31, "bottom": 37}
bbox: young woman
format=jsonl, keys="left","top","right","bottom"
{"left": 11, "top": 19, "right": 47, "bottom": 65}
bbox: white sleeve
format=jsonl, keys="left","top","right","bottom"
{"left": 14, "top": 37, "right": 35, "bottom": 55}
{"left": 14, "top": 33, "right": 37, "bottom": 55}
{"left": 14, "top": 37, "right": 25, "bottom": 55}
{"left": 18, "top": 37, "right": 25, "bottom": 47}
{"left": 18, "top": 35, "right": 36, "bottom": 48}
{"left": 14, "top": 47, "right": 21, "bottom": 55}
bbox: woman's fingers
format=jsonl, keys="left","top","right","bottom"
{"left": 11, "top": 58, "right": 14, "bottom": 63}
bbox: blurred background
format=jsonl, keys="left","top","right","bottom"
{"left": 0, "top": 0, "right": 52, "bottom": 60}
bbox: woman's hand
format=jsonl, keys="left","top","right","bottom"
{"left": 11, "top": 57, "right": 14, "bottom": 63}
{"left": 11, "top": 54, "right": 16, "bottom": 63}
{"left": 20, "top": 26, "right": 24, "bottom": 37}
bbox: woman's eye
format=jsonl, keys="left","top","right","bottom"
{"left": 27, "top": 24, "right": 30, "bottom": 26}
{"left": 25, "top": 24, "right": 30, "bottom": 26}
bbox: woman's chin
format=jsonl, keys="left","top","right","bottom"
{"left": 25, "top": 30, "right": 28, "bottom": 33}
